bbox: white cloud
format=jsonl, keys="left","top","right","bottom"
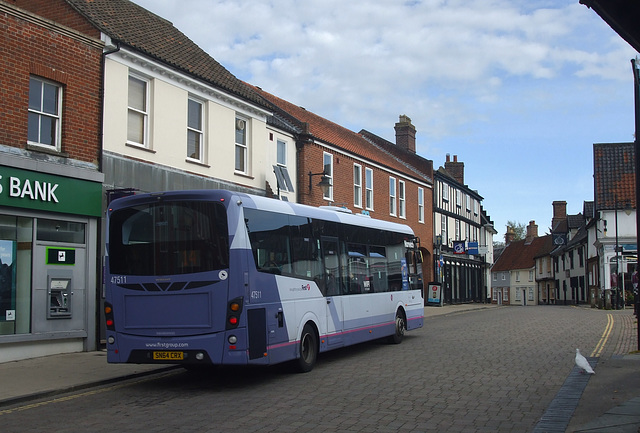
{"left": 132, "top": 0, "right": 638, "bottom": 240}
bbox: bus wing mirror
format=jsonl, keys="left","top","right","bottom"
{"left": 415, "top": 251, "right": 423, "bottom": 264}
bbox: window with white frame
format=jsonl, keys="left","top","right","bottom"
{"left": 515, "top": 271, "right": 520, "bottom": 282}
{"left": 528, "top": 270, "right": 534, "bottom": 281}
{"left": 474, "top": 200, "right": 479, "bottom": 215}
{"left": 441, "top": 214, "right": 446, "bottom": 240}
{"left": 277, "top": 139, "right": 287, "bottom": 166}
{"left": 187, "top": 97, "right": 203, "bottom": 160}
{"left": 399, "top": 180, "right": 405, "bottom": 218}
{"left": 28, "top": 76, "right": 62, "bottom": 150}
{"left": 455, "top": 220, "right": 460, "bottom": 240}
{"left": 323, "top": 152, "right": 333, "bottom": 200}
{"left": 365, "top": 168, "right": 373, "bottom": 210}
{"left": 127, "top": 74, "right": 149, "bottom": 147}
{"left": 354, "top": 164, "right": 362, "bottom": 208}
{"left": 502, "top": 273, "right": 506, "bottom": 280}
{"left": 389, "top": 177, "right": 397, "bottom": 216}
{"left": 456, "top": 190, "right": 462, "bottom": 207}
{"left": 493, "top": 273, "right": 497, "bottom": 281}
{"left": 466, "top": 194, "right": 471, "bottom": 211}
{"left": 442, "top": 183, "right": 449, "bottom": 201}
{"left": 418, "top": 187, "right": 424, "bottom": 223}
{"left": 528, "top": 288, "right": 534, "bottom": 301}
{"left": 235, "top": 116, "right": 248, "bottom": 173}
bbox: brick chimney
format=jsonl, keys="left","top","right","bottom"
{"left": 394, "top": 115, "right": 416, "bottom": 153}
{"left": 445, "top": 154, "right": 464, "bottom": 185}
{"left": 505, "top": 226, "right": 515, "bottom": 245}
{"left": 525, "top": 220, "right": 538, "bottom": 245}
{"left": 551, "top": 201, "right": 567, "bottom": 229}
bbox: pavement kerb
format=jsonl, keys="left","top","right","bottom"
{"left": 0, "top": 365, "right": 179, "bottom": 408}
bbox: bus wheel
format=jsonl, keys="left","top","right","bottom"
{"left": 389, "top": 310, "right": 405, "bottom": 344}
{"left": 296, "top": 323, "right": 318, "bottom": 373}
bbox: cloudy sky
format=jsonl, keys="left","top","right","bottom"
{"left": 133, "top": 0, "right": 638, "bottom": 243}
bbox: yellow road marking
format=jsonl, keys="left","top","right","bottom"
{"left": 0, "top": 371, "right": 178, "bottom": 416}
{"left": 591, "top": 313, "right": 614, "bottom": 358}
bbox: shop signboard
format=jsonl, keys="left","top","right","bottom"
{"left": 0, "top": 166, "right": 102, "bottom": 217}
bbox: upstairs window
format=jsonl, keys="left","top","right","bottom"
{"left": 187, "top": 97, "right": 204, "bottom": 161}
{"left": 418, "top": 187, "right": 424, "bottom": 223}
{"left": 354, "top": 164, "right": 362, "bottom": 208}
{"left": 277, "top": 139, "right": 287, "bottom": 166}
{"left": 365, "top": 168, "right": 373, "bottom": 210}
{"left": 389, "top": 177, "right": 397, "bottom": 216}
{"left": 399, "top": 180, "right": 406, "bottom": 219}
{"left": 127, "top": 74, "right": 148, "bottom": 147}
{"left": 323, "top": 152, "right": 333, "bottom": 200}
{"left": 235, "top": 116, "right": 248, "bottom": 173}
{"left": 28, "top": 76, "right": 62, "bottom": 150}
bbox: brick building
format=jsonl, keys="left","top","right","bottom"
{"left": 252, "top": 86, "right": 435, "bottom": 284}
{"left": 0, "top": 1, "right": 104, "bottom": 361}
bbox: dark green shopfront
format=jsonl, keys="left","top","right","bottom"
{"left": 0, "top": 156, "right": 103, "bottom": 362}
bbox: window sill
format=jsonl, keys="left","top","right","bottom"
{"left": 186, "top": 158, "right": 210, "bottom": 168}
{"left": 234, "top": 171, "right": 254, "bottom": 180}
{"left": 26, "top": 143, "right": 68, "bottom": 158}
{"left": 126, "top": 142, "right": 156, "bottom": 153}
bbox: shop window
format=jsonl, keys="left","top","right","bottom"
{"left": 0, "top": 215, "right": 33, "bottom": 336}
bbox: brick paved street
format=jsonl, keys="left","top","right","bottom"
{"left": 0, "top": 305, "right": 634, "bottom": 433}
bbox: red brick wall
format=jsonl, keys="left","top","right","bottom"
{"left": 0, "top": 2, "right": 102, "bottom": 164}
{"left": 14, "top": 0, "right": 101, "bottom": 37}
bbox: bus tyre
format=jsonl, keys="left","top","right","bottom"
{"left": 296, "top": 324, "right": 318, "bottom": 373}
{"left": 389, "top": 310, "right": 405, "bottom": 344}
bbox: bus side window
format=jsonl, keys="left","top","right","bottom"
{"left": 321, "top": 237, "right": 340, "bottom": 296}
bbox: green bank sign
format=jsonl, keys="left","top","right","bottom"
{"left": 0, "top": 166, "right": 102, "bottom": 217}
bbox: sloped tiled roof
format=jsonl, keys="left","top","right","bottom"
{"left": 251, "top": 85, "right": 433, "bottom": 183}
{"left": 492, "top": 235, "right": 552, "bottom": 272}
{"left": 567, "top": 214, "right": 584, "bottom": 230}
{"left": 583, "top": 201, "right": 595, "bottom": 219}
{"left": 64, "top": 0, "right": 268, "bottom": 109}
{"left": 359, "top": 129, "right": 433, "bottom": 183}
{"left": 434, "top": 165, "right": 483, "bottom": 200}
{"left": 593, "top": 142, "right": 636, "bottom": 211}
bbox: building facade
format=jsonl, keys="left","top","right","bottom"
{"left": 0, "top": 1, "right": 104, "bottom": 362}
{"left": 491, "top": 222, "right": 550, "bottom": 306}
{"left": 592, "top": 143, "right": 637, "bottom": 309}
{"left": 433, "top": 155, "right": 494, "bottom": 303}
{"left": 252, "top": 89, "right": 436, "bottom": 289}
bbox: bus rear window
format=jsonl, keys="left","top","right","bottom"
{"left": 108, "top": 201, "right": 229, "bottom": 276}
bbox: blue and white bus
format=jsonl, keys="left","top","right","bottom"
{"left": 104, "top": 190, "right": 424, "bottom": 372}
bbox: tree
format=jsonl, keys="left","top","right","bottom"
{"left": 506, "top": 220, "right": 526, "bottom": 241}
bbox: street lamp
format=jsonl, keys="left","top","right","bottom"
{"left": 308, "top": 170, "right": 331, "bottom": 196}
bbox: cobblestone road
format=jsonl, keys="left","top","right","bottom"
{"left": 0, "top": 305, "right": 633, "bottom": 433}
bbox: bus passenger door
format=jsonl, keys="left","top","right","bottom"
{"left": 322, "top": 237, "right": 343, "bottom": 347}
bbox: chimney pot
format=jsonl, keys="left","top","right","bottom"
{"left": 444, "top": 154, "right": 465, "bottom": 185}
{"left": 394, "top": 115, "right": 416, "bottom": 153}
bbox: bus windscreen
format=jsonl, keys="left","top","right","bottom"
{"left": 108, "top": 201, "right": 229, "bottom": 276}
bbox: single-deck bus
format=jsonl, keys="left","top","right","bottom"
{"left": 104, "top": 190, "right": 424, "bottom": 372}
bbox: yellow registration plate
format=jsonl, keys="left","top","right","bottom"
{"left": 152, "top": 351, "right": 184, "bottom": 360}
